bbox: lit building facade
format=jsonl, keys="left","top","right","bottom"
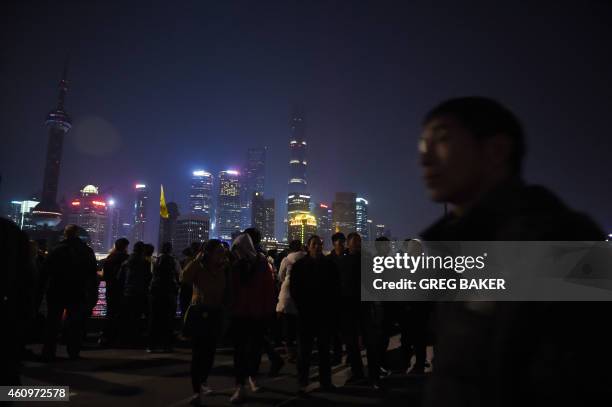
{"left": 286, "top": 111, "right": 314, "bottom": 243}
{"left": 133, "top": 184, "right": 149, "bottom": 243}
{"left": 216, "top": 170, "right": 242, "bottom": 241}
{"left": 174, "top": 215, "right": 210, "bottom": 252}
{"left": 314, "top": 203, "right": 332, "bottom": 247}
{"left": 189, "top": 170, "right": 213, "bottom": 218}
{"left": 355, "top": 197, "right": 369, "bottom": 240}
{"left": 289, "top": 213, "right": 317, "bottom": 245}
{"left": 332, "top": 192, "right": 357, "bottom": 236}
{"left": 7, "top": 199, "right": 39, "bottom": 229}
{"left": 66, "top": 185, "right": 108, "bottom": 253}
{"left": 252, "top": 192, "right": 275, "bottom": 240}
{"left": 375, "top": 224, "right": 386, "bottom": 238}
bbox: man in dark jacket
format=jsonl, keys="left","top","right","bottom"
{"left": 326, "top": 232, "right": 346, "bottom": 366}
{"left": 418, "top": 97, "right": 610, "bottom": 407}
{"left": 99, "top": 237, "right": 129, "bottom": 346}
{"left": 42, "top": 224, "right": 98, "bottom": 361}
{"left": 147, "top": 242, "right": 179, "bottom": 352}
{"left": 337, "top": 232, "right": 382, "bottom": 388}
{"left": 0, "top": 217, "right": 35, "bottom": 383}
{"left": 118, "top": 241, "right": 151, "bottom": 345}
{"left": 290, "top": 235, "right": 340, "bottom": 393}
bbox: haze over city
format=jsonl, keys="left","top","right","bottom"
{"left": 2, "top": 0, "right": 611, "bottom": 244}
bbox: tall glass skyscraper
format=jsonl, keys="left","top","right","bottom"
{"left": 133, "top": 184, "right": 148, "bottom": 243}
{"left": 243, "top": 148, "right": 267, "bottom": 229}
{"left": 216, "top": 170, "right": 242, "bottom": 241}
{"left": 355, "top": 197, "right": 369, "bottom": 240}
{"left": 189, "top": 170, "right": 214, "bottom": 218}
{"left": 287, "top": 112, "right": 315, "bottom": 243}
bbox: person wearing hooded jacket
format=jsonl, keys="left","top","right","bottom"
{"left": 228, "top": 232, "right": 276, "bottom": 404}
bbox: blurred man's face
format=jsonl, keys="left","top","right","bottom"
{"left": 308, "top": 238, "right": 323, "bottom": 257}
{"left": 333, "top": 238, "right": 345, "bottom": 253}
{"left": 348, "top": 235, "right": 362, "bottom": 253}
{"left": 419, "top": 115, "right": 486, "bottom": 205}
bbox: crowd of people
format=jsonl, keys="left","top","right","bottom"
{"left": 3, "top": 96, "right": 612, "bottom": 407}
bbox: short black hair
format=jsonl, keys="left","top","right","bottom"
{"left": 375, "top": 236, "right": 390, "bottom": 242}
{"left": 244, "top": 228, "right": 262, "bottom": 245}
{"left": 133, "top": 241, "right": 145, "bottom": 254}
{"left": 347, "top": 232, "right": 361, "bottom": 242}
{"left": 288, "top": 239, "right": 303, "bottom": 252}
{"left": 115, "top": 238, "right": 129, "bottom": 251}
{"left": 144, "top": 244, "right": 155, "bottom": 256}
{"left": 161, "top": 242, "right": 172, "bottom": 254}
{"left": 306, "top": 235, "right": 322, "bottom": 246}
{"left": 423, "top": 97, "right": 525, "bottom": 173}
{"left": 331, "top": 232, "right": 346, "bottom": 243}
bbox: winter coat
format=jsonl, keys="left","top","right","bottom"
{"left": 275, "top": 251, "right": 306, "bottom": 314}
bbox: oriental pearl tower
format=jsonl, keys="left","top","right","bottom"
{"left": 31, "top": 60, "right": 72, "bottom": 227}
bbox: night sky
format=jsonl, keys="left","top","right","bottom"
{"left": 2, "top": 0, "right": 611, "bottom": 243}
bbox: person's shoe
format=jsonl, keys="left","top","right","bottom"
{"left": 248, "top": 376, "right": 261, "bottom": 393}
{"left": 269, "top": 358, "right": 284, "bottom": 377}
{"left": 379, "top": 367, "right": 392, "bottom": 378}
{"left": 370, "top": 380, "right": 384, "bottom": 392}
{"left": 230, "top": 386, "right": 245, "bottom": 404}
{"left": 145, "top": 348, "right": 154, "bottom": 353}
{"left": 199, "top": 383, "right": 213, "bottom": 402}
{"left": 189, "top": 393, "right": 201, "bottom": 406}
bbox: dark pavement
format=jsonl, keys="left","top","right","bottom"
{"left": 20, "top": 336, "right": 429, "bottom": 406}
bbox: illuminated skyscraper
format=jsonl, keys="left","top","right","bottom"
{"left": 286, "top": 111, "right": 314, "bottom": 243}
{"left": 375, "top": 224, "right": 386, "bottom": 238}
{"left": 252, "top": 192, "right": 275, "bottom": 240}
{"left": 133, "top": 184, "right": 149, "bottom": 242}
{"left": 66, "top": 185, "right": 108, "bottom": 253}
{"left": 216, "top": 170, "right": 242, "bottom": 241}
{"left": 32, "top": 61, "right": 72, "bottom": 227}
{"left": 332, "top": 192, "right": 356, "bottom": 236}
{"left": 355, "top": 197, "right": 369, "bottom": 240}
{"left": 314, "top": 203, "right": 332, "bottom": 247}
{"left": 6, "top": 199, "right": 39, "bottom": 229}
{"left": 243, "top": 148, "right": 267, "bottom": 229}
{"left": 189, "top": 170, "right": 213, "bottom": 217}
{"left": 107, "top": 198, "right": 121, "bottom": 250}
{"left": 173, "top": 213, "right": 209, "bottom": 252}
{"left": 246, "top": 147, "right": 266, "bottom": 198}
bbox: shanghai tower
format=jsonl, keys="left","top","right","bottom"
{"left": 287, "top": 110, "right": 316, "bottom": 243}
{"left": 32, "top": 61, "right": 72, "bottom": 227}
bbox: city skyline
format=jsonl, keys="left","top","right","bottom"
{"left": 2, "top": 1, "right": 612, "bottom": 243}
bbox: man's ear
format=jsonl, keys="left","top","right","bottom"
{"left": 485, "top": 133, "right": 514, "bottom": 171}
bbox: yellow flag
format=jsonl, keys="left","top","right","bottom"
{"left": 160, "top": 184, "right": 169, "bottom": 219}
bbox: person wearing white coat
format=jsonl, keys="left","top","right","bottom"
{"left": 275, "top": 240, "right": 305, "bottom": 362}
